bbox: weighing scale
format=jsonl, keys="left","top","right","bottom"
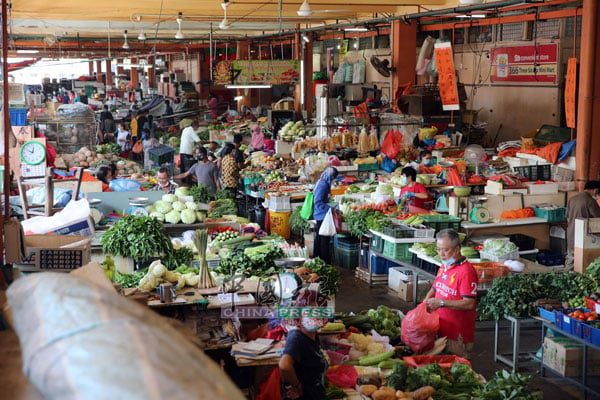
{"left": 469, "top": 197, "right": 492, "bottom": 224}
{"left": 88, "top": 198, "right": 103, "bottom": 224}
{"left": 128, "top": 197, "right": 149, "bottom": 216}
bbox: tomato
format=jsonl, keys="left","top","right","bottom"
{"left": 587, "top": 316, "right": 598, "bottom": 321}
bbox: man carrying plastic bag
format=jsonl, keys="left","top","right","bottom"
{"left": 423, "top": 229, "right": 478, "bottom": 357}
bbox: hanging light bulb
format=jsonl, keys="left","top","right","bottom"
{"left": 122, "top": 30, "right": 130, "bottom": 50}
{"left": 175, "top": 12, "right": 185, "bottom": 39}
{"left": 219, "top": 1, "right": 231, "bottom": 30}
{"left": 297, "top": 0, "right": 313, "bottom": 17}
{"left": 137, "top": 29, "right": 147, "bottom": 41}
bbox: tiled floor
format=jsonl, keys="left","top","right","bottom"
{"left": 335, "top": 267, "right": 592, "bottom": 400}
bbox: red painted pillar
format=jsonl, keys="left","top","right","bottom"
{"left": 96, "top": 60, "right": 103, "bottom": 83}
{"left": 105, "top": 59, "right": 113, "bottom": 88}
{"left": 391, "top": 20, "right": 417, "bottom": 102}
{"left": 147, "top": 56, "right": 156, "bottom": 89}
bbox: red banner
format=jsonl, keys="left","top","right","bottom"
{"left": 565, "top": 58, "right": 577, "bottom": 128}
{"left": 434, "top": 42, "right": 460, "bottom": 111}
{"left": 490, "top": 44, "right": 558, "bottom": 83}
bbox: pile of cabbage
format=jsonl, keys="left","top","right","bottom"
{"left": 146, "top": 193, "right": 204, "bottom": 224}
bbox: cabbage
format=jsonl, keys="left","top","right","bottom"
{"left": 483, "top": 239, "right": 518, "bottom": 256}
{"left": 165, "top": 210, "right": 181, "bottom": 224}
{"left": 162, "top": 194, "right": 178, "bottom": 203}
{"left": 154, "top": 200, "right": 172, "bottom": 214}
{"left": 172, "top": 201, "right": 187, "bottom": 212}
{"left": 145, "top": 205, "right": 156, "bottom": 214}
{"left": 175, "top": 186, "right": 190, "bottom": 197}
{"left": 150, "top": 212, "right": 165, "bottom": 222}
{"left": 196, "top": 211, "right": 205, "bottom": 222}
{"left": 181, "top": 209, "right": 196, "bottom": 224}
{"left": 185, "top": 201, "right": 198, "bottom": 211}
{"left": 376, "top": 184, "right": 394, "bottom": 197}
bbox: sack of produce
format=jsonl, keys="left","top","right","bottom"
{"left": 401, "top": 302, "right": 440, "bottom": 353}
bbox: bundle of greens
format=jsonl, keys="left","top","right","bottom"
{"left": 209, "top": 199, "right": 237, "bottom": 218}
{"left": 216, "top": 245, "right": 284, "bottom": 278}
{"left": 303, "top": 257, "right": 341, "bottom": 296}
{"left": 190, "top": 184, "right": 210, "bottom": 203}
{"left": 344, "top": 209, "right": 391, "bottom": 237}
{"left": 164, "top": 247, "right": 195, "bottom": 270}
{"left": 101, "top": 215, "right": 173, "bottom": 261}
{"left": 114, "top": 268, "right": 148, "bottom": 288}
{"left": 214, "top": 189, "right": 235, "bottom": 200}
{"left": 402, "top": 362, "right": 482, "bottom": 399}
{"left": 472, "top": 370, "right": 543, "bottom": 400}
{"left": 289, "top": 207, "right": 310, "bottom": 235}
{"left": 195, "top": 229, "right": 216, "bottom": 288}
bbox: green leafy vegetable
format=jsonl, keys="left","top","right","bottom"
{"left": 289, "top": 207, "right": 310, "bottom": 235}
{"left": 324, "top": 385, "right": 346, "bottom": 399}
{"left": 164, "top": 247, "right": 195, "bottom": 270}
{"left": 214, "top": 189, "right": 235, "bottom": 200}
{"left": 209, "top": 199, "right": 237, "bottom": 218}
{"left": 472, "top": 370, "right": 543, "bottom": 400}
{"left": 303, "top": 257, "right": 341, "bottom": 296}
{"left": 101, "top": 215, "right": 173, "bottom": 261}
{"left": 344, "top": 209, "right": 391, "bottom": 237}
{"left": 216, "top": 245, "right": 284, "bottom": 278}
{"left": 114, "top": 268, "right": 148, "bottom": 288}
{"left": 190, "top": 184, "right": 210, "bottom": 203}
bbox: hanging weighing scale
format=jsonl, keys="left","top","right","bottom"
{"left": 469, "top": 197, "right": 492, "bottom": 224}
{"left": 128, "top": 197, "right": 149, "bottom": 216}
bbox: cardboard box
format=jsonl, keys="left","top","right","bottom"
{"left": 19, "top": 234, "right": 91, "bottom": 271}
{"left": 543, "top": 336, "right": 600, "bottom": 377}
{"left": 388, "top": 267, "right": 431, "bottom": 302}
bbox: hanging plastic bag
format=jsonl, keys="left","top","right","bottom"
{"left": 400, "top": 302, "right": 440, "bottom": 354}
{"left": 352, "top": 60, "right": 366, "bottom": 84}
{"left": 318, "top": 208, "right": 337, "bottom": 236}
{"left": 132, "top": 140, "right": 144, "bottom": 154}
{"left": 381, "top": 130, "right": 402, "bottom": 159}
{"left": 381, "top": 156, "right": 398, "bottom": 174}
{"left": 332, "top": 208, "right": 343, "bottom": 232}
{"left": 300, "top": 192, "right": 314, "bottom": 220}
{"left": 344, "top": 62, "right": 354, "bottom": 83}
{"left": 255, "top": 368, "right": 282, "bottom": 400}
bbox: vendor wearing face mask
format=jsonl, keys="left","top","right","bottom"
{"left": 424, "top": 229, "right": 478, "bottom": 358}
{"left": 419, "top": 150, "right": 435, "bottom": 170}
{"left": 279, "top": 289, "right": 328, "bottom": 400}
{"left": 398, "top": 166, "right": 431, "bottom": 209}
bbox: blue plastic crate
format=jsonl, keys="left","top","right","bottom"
{"left": 582, "top": 323, "right": 600, "bottom": 346}
{"left": 9, "top": 108, "right": 27, "bottom": 126}
{"left": 371, "top": 254, "right": 390, "bottom": 275}
{"left": 554, "top": 309, "right": 590, "bottom": 338}
{"left": 536, "top": 249, "right": 563, "bottom": 266}
{"left": 538, "top": 307, "right": 556, "bottom": 322}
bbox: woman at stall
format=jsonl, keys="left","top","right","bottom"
{"left": 96, "top": 166, "right": 112, "bottom": 192}
{"left": 419, "top": 150, "right": 435, "bottom": 170}
{"left": 399, "top": 166, "right": 431, "bottom": 212}
{"left": 313, "top": 167, "right": 339, "bottom": 264}
{"left": 279, "top": 289, "right": 328, "bottom": 400}
{"left": 220, "top": 143, "right": 240, "bottom": 197}
{"left": 250, "top": 125, "right": 265, "bottom": 152}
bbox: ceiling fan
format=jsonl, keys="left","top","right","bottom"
{"left": 219, "top": 0, "right": 231, "bottom": 30}
{"left": 297, "top": 0, "right": 351, "bottom": 17}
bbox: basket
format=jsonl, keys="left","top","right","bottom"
{"left": 536, "top": 249, "right": 563, "bottom": 266}
{"left": 149, "top": 145, "right": 175, "bottom": 165}
{"left": 383, "top": 240, "right": 412, "bottom": 261}
{"left": 582, "top": 322, "right": 600, "bottom": 346}
{"left": 370, "top": 233, "right": 384, "bottom": 253}
{"left": 513, "top": 164, "right": 552, "bottom": 181}
{"left": 554, "top": 309, "right": 589, "bottom": 338}
{"left": 471, "top": 261, "right": 509, "bottom": 284}
{"left": 479, "top": 249, "right": 520, "bottom": 263}
{"left": 508, "top": 234, "right": 536, "bottom": 251}
{"left": 334, "top": 246, "right": 360, "bottom": 270}
{"left": 533, "top": 206, "right": 566, "bottom": 222}
{"left": 420, "top": 215, "right": 462, "bottom": 233}
{"left": 537, "top": 307, "right": 556, "bottom": 322}
{"left": 357, "top": 163, "right": 379, "bottom": 171}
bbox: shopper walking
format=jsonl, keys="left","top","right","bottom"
{"left": 179, "top": 120, "right": 201, "bottom": 183}
{"left": 174, "top": 147, "right": 220, "bottom": 195}
{"left": 424, "top": 229, "right": 478, "bottom": 358}
{"left": 313, "top": 167, "right": 339, "bottom": 264}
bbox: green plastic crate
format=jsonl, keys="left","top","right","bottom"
{"left": 533, "top": 207, "right": 566, "bottom": 222}
{"left": 334, "top": 246, "right": 360, "bottom": 270}
{"left": 383, "top": 240, "right": 412, "bottom": 261}
{"left": 357, "top": 163, "right": 379, "bottom": 171}
{"left": 420, "top": 215, "right": 462, "bottom": 233}
{"left": 370, "top": 233, "right": 384, "bottom": 253}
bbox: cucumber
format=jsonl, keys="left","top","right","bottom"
{"left": 221, "top": 235, "right": 254, "bottom": 246}
{"left": 320, "top": 322, "right": 345, "bottom": 332}
{"left": 358, "top": 350, "right": 395, "bottom": 366}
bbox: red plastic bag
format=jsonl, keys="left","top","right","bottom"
{"left": 332, "top": 208, "right": 343, "bottom": 233}
{"left": 256, "top": 367, "right": 282, "bottom": 400}
{"left": 381, "top": 130, "right": 403, "bottom": 159}
{"left": 325, "top": 365, "right": 358, "bottom": 389}
{"left": 401, "top": 302, "right": 440, "bottom": 354}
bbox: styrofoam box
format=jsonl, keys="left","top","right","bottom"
{"left": 388, "top": 266, "right": 429, "bottom": 290}
{"left": 558, "top": 182, "right": 575, "bottom": 192}
{"left": 525, "top": 182, "right": 559, "bottom": 195}
{"left": 484, "top": 180, "right": 528, "bottom": 195}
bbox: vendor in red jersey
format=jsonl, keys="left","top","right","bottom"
{"left": 424, "top": 229, "right": 478, "bottom": 357}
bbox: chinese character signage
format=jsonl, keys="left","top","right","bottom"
{"left": 490, "top": 44, "right": 558, "bottom": 83}
{"left": 434, "top": 42, "right": 460, "bottom": 111}
{"left": 214, "top": 60, "right": 300, "bottom": 85}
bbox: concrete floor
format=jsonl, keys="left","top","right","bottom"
{"left": 335, "top": 267, "right": 596, "bottom": 400}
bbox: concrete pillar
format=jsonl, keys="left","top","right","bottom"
{"left": 116, "top": 58, "right": 124, "bottom": 75}
{"left": 105, "top": 59, "right": 113, "bottom": 88}
{"left": 575, "top": 0, "right": 600, "bottom": 186}
{"left": 236, "top": 40, "right": 251, "bottom": 111}
{"left": 130, "top": 58, "right": 139, "bottom": 91}
{"left": 96, "top": 60, "right": 103, "bottom": 83}
{"left": 88, "top": 61, "right": 94, "bottom": 76}
{"left": 147, "top": 56, "right": 156, "bottom": 89}
{"left": 391, "top": 20, "right": 417, "bottom": 101}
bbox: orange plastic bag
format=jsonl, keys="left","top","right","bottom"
{"left": 381, "top": 130, "right": 403, "bottom": 159}
{"left": 535, "top": 142, "right": 563, "bottom": 164}
{"left": 401, "top": 302, "right": 440, "bottom": 354}
{"left": 500, "top": 207, "right": 535, "bottom": 219}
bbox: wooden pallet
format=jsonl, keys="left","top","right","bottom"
{"left": 354, "top": 267, "right": 388, "bottom": 285}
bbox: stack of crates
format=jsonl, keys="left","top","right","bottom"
{"left": 334, "top": 234, "right": 360, "bottom": 270}
{"left": 149, "top": 145, "right": 174, "bottom": 169}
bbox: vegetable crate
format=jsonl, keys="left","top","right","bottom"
{"left": 533, "top": 206, "right": 566, "bottom": 222}
{"left": 513, "top": 164, "right": 552, "bottom": 181}
{"left": 385, "top": 224, "right": 435, "bottom": 239}
{"left": 9, "top": 108, "right": 27, "bottom": 126}
{"left": 371, "top": 254, "right": 394, "bottom": 275}
{"left": 411, "top": 253, "right": 440, "bottom": 275}
{"left": 149, "top": 145, "right": 174, "bottom": 165}
{"left": 537, "top": 307, "right": 556, "bottom": 322}
{"left": 334, "top": 235, "right": 360, "bottom": 270}
{"left": 582, "top": 323, "right": 600, "bottom": 347}
{"left": 357, "top": 163, "right": 379, "bottom": 171}
{"left": 478, "top": 249, "right": 520, "bottom": 264}
{"left": 471, "top": 261, "right": 509, "bottom": 284}
{"left": 585, "top": 298, "right": 600, "bottom": 313}
{"left": 508, "top": 234, "right": 536, "bottom": 251}
{"left": 536, "top": 249, "right": 563, "bottom": 266}
{"left": 420, "top": 215, "right": 462, "bottom": 233}
{"left": 383, "top": 240, "right": 412, "bottom": 261}
{"left": 370, "top": 233, "right": 384, "bottom": 253}
{"left": 554, "top": 309, "right": 590, "bottom": 338}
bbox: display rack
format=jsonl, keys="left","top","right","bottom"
{"left": 36, "top": 114, "right": 97, "bottom": 154}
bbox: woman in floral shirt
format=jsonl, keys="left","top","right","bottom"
{"left": 220, "top": 143, "right": 239, "bottom": 197}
